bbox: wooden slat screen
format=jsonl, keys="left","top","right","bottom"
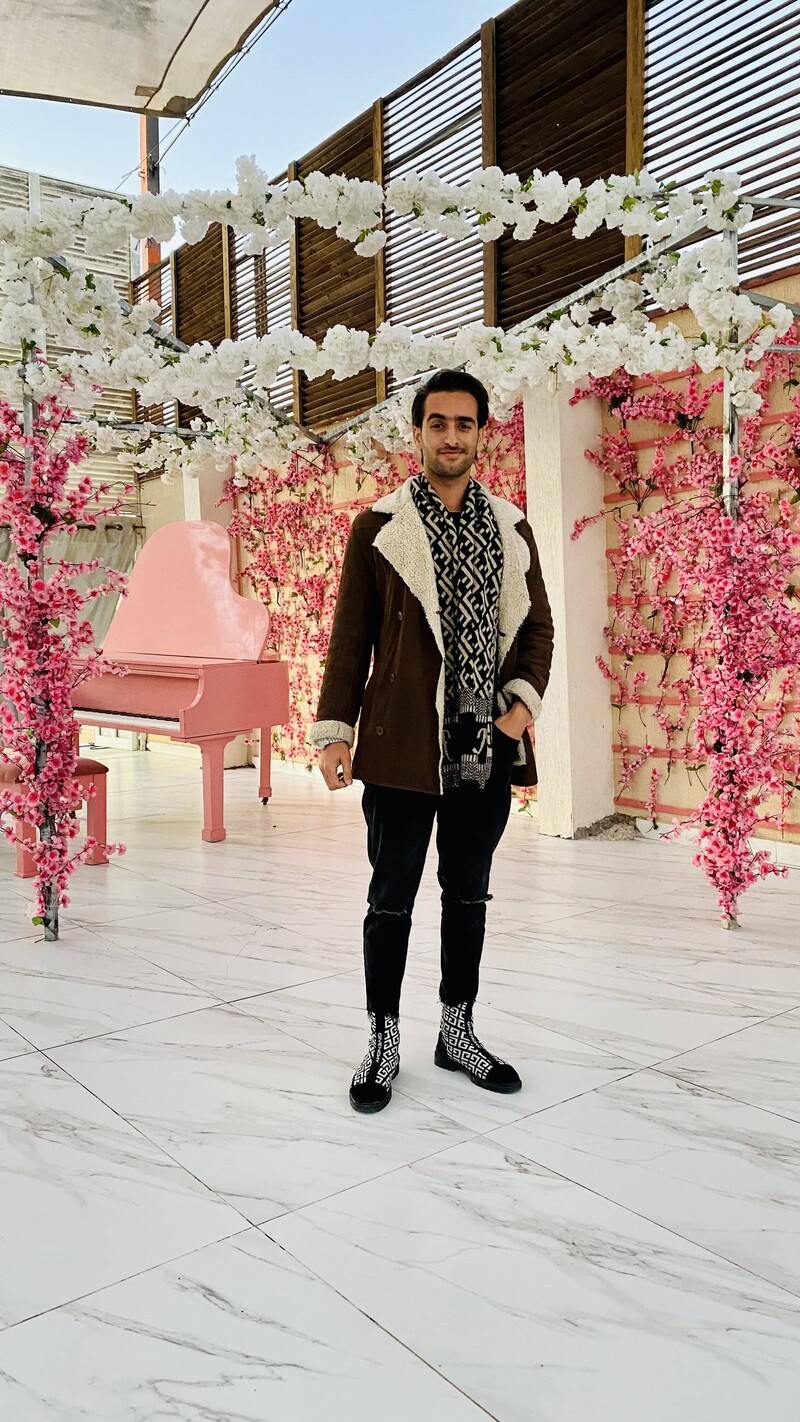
{"left": 0, "top": 165, "right": 138, "bottom": 515}
{"left": 384, "top": 37, "right": 483, "bottom": 392}
{"left": 131, "top": 256, "right": 176, "bottom": 428}
{"left": 0, "top": 168, "right": 33, "bottom": 384}
{"left": 41, "top": 172, "right": 138, "bottom": 512}
{"left": 494, "top": 0, "right": 627, "bottom": 328}
{"left": 231, "top": 174, "right": 295, "bottom": 414}
{"left": 645, "top": 0, "right": 800, "bottom": 284}
{"left": 174, "top": 223, "right": 227, "bottom": 426}
{"left": 296, "top": 111, "right": 378, "bottom": 427}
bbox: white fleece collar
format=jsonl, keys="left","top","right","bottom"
{"left": 372, "top": 476, "right": 530, "bottom": 666}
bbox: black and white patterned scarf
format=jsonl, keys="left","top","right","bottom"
{"left": 411, "top": 474, "right": 504, "bottom": 790}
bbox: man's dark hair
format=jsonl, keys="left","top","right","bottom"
{"left": 411, "top": 370, "right": 490, "bottom": 430}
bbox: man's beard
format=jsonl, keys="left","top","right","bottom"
{"left": 424, "top": 449, "right": 476, "bottom": 480}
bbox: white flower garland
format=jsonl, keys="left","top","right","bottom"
{"left": 0, "top": 164, "right": 792, "bottom": 503}
{"left": 1, "top": 236, "right": 790, "bottom": 428}
{"left": 82, "top": 400, "right": 316, "bottom": 485}
{"left": 0, "top": 160, "right": 753, "bottom": 260}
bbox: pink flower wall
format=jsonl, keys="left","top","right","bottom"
{"left": 223, "top": 405, "right": 534, "bottom": 806}
{"left": 575, "top": 341, "right": 800, "bottom": 922}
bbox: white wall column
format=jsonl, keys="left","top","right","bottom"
{"left": 181, "top": 469, "right": 202, "bottom": 521}
{"left": 181, "top": 461, "right": 232, "bottom": 523}
{"left": 523, "top": 383, "right": 615, "bottom": 836}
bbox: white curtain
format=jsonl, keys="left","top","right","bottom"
{"left": 0, "top": 522, "right": 139, "bottom": 646}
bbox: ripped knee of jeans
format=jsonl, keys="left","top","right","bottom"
{"left": 440, "top": 889, "right": 493, "bottom": 906}
{"left": 368, "top": 902, "right": 412, "bottom": 918}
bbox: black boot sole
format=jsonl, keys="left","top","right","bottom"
{"left": 349, "top": 1064, "right": 400, "bottom": 1114}
{"left": 434, "top": 1042, "right": 522, "bottom": 1094}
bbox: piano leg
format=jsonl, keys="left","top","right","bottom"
{"left": 197, "top": 735, "right": 235, "bottom": 842}
{"left": 14, "top": 819, "right": 37, "bottom": 878}
{"left": 258, "top": 726, "right": 273, "bottom": 804}
{"left": 83, "top": 773, "right": 109, "bottom": 866}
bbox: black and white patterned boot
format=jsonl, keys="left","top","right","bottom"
{"left": 349, "top": 1011, "right": 400, "bottom": 1113}
{"left": 435, "top": 1002, "right": 521, "bottom": 1094}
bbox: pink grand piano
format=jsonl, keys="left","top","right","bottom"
{"left": 73, "top": 521, "right": 290, "bottom": 843}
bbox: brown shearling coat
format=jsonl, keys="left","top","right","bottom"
{"left": 309, "top": 476, "right": 554, "bottom": 795}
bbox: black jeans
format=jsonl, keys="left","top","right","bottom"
{"left": 361, "top": 727, "right": 517, "bottom": 1015}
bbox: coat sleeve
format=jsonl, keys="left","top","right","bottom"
{"left": 502, "top": 518, "right": 554, "bottom": 722}
{"left": 308, "top": 512, "right": 380, "bottom": 748}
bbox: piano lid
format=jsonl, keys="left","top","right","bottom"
{"left": 103, "top": 521, "right": 272, "bottom": 663}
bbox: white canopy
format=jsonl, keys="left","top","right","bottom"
{"left": 0, "top": 0, "right": 282, "bottom": 116}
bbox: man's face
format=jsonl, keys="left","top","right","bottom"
{"left": 413, "top": 390, "right": 481, "bottom": 480}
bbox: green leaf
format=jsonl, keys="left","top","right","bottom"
{"left": 32, "top": 916, "right": 43, "bottom": 926}
{"left": 85, "top": 272, "right": 96, "bottom": 291}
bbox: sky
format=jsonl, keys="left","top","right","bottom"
{"left": 0, "top": 0, "right": 496, "bottom": 196}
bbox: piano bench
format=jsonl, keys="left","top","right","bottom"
{"left": 1, "top": 756, "right": 110, "bottom": 879}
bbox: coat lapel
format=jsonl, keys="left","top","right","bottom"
{"left": 486, "top": 491, "right": 531, "bottom": 667}
{"left": 373, "top": 478, "right": 530, "bottom": 669}
{"left": 373, "top": 480, "right": 444, "bottom": 659}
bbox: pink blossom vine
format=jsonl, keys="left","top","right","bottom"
{"left": 573, "top": 349, "right": 800, "bottom": 924}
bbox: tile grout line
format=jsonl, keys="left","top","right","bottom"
{"left": 254, "top": 1227, "right": 504, "bottom": 1421}
{"left": 475, "top": 1128, "right": 800, "bottom": 1307}
{"left": 0, "top": 1222, "right": 256, "bottom": 1336}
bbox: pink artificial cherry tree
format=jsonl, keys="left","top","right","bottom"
{"left": 0, "top": 393, "right": 128, "bottom": 939}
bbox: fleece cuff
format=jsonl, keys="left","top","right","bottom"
{"left": 308, "top": 719, "right": 355, "bottom": 748}
{"left": 502, "top": 678, "right": 543, "bottom": 722}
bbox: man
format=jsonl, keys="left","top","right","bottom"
{"left": 309, "top": 370, "right": 554, "bottom": 1113}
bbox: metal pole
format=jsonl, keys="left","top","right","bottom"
{"left": 21, "top": 364, "right": 59, "bottom": 940}
{"left": 721, "top": 228, "right": 740, "bottom": 522}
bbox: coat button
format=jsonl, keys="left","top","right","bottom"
{"left": 397, "top": 610, "right": 403, "bottom": 620}
{"left": 376, "top": 726, "right": 384, "bottom": 736}
{"left": 389, "top": 673, "right": 396, "bottom": 683}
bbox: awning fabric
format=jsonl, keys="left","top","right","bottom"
{"left": 0, "top": 1, "right": 281, "bottom": 116}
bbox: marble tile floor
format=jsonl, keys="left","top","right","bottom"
{"left": 0, "top": 748, "right": 799, "bottom": 1420}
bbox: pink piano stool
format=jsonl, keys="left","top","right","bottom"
{"left": 0, "top": 757, "right": 109, "bottom": 878}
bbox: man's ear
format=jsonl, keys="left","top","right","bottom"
{"left": 412, "top": 425, "right": 422, "bottom": 451}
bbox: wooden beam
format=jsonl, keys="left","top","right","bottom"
{"left": 221, "top": 224, "right": 233, "bottom": 340}
{"left": 481, "top": 18, "right": 498, "bottom": 327}
{"left": 625, "top": 0, "right": 645, "bottom": 261}
{"left": 373, "top": 98, "right": 387, "bottom": 403}
{"left": 139, "top": 114, "right": 161, "bottom": 272}
{"left": 287, "top": 159, "right": 302, "bottom": 424}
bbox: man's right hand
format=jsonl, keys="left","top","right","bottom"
{"left": 318, "top": 741, "right": 354, "bottom": 791}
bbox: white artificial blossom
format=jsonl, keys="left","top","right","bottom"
{"left": 0, "top": 165, "right": 792, "bottom": 490}
{"left": 0, "top": 234, "right": 790, "bottom": 427}
{"left": 0, "top": 161, "right": 755, "bottom": 261}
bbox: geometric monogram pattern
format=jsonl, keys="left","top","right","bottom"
{"left": 351, "top": 1011, "right": 400, "bottom": 1089}
{"left": 411, "top": 475, "right": 504, "bottom": 789}
{"left": 439, "top": 1001, "right": 509, "bottom": 1081}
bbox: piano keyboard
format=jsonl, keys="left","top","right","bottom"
{"left": 73, "top": 710, "right": 181, "bottom": 733}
